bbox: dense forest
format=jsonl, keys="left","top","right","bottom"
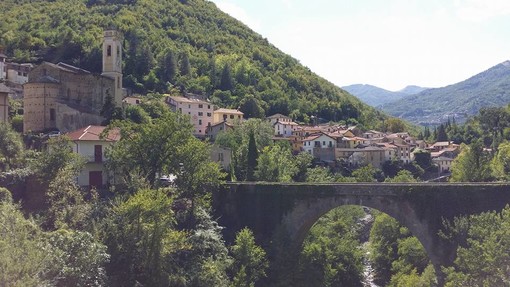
{"left": 0, "top": 0, "right": 384, "bottom": 127}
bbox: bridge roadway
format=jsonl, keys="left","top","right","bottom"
{"left": 213, "top": 182, "right": 510, "bottom": 286}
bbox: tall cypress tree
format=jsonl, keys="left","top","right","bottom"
{"left": 219, "top": 63, "right": 233, "bottom": 91}
{"left": 246, "top": 131, "right": 258, "bottom": 181}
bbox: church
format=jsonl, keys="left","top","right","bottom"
{"left": 23, "top": 30, "right": 124, "bottom": 133}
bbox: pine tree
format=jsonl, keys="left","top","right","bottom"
{"left": 180, "top": 51, "right": 191, "bottom": 76}
{"left": 219, "top": 63, "right": 233, "bottom": 91}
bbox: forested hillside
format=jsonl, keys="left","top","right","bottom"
{"left": 0, "top": 0, "right": 384, "bottom": 126}
{"left": 381, "top": 61, "right": 510, "bottom": 125}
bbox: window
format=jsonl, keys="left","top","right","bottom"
{"left": 208, "top": 105, "right": 211, "bottom": 109}
{"left": 94, "top": 145, "right": 103, "bottom": 163}
{"left": 117, "top": 46, "right": 120, "bottom": 57}
{"left": 188, "top": 105, "right": 191, "bottom": 108}
{"left": 230, "top": 115, "right": 235, "bottom": 119}
{"left": 207, "top": 112, "right": 212, "bottom": 117}
{"left": 199, "top": 104, "right": 203, "bottom": 108}
{"left": 198, "top": 112, "right": 203, "bottom": 116}
{"left": 218, "top": 153, "right": 224, "bottom": 162}
{"left": 107, "top": 45, "right": 112, "bottom": 56}
{"left": 49, "top": 108, "right": 56, "bottom": 121}
{"left": 223, "top": 115, "right": 227, "bottom": 121}
{"left": 199, "top": 119, "right": 202, "bottom": 125}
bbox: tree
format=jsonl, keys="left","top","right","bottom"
{"left": 34, "top": 136, "right": 85, "bottom": 185}
{"left": 491, "top": 141, "right": 510, "bottom": 181}
{"left": 255, "top": 144, "right": 297, "bottom": 182}
{"left": 215, "top": 119, "right": 273, "bottom": 181}
{"left": 450, "top": 141, "right": 492, "bottom": 182}
{"left": 370, "top": 213, "right": 401, "bottom": 286}
{"left": 352, "top": 164, "right": 378, "bottom": 182}
{"left": 180, "top": 51, "right": 192, "bottom": 76}
{"left": 219, "top": 63, "right": 233, "bottom": 91}
{"left": 158, "top": 48, "right": 178, "bottom": 83}
{"left": 0, "top": 198, "right": 52, "bottom": 286}
{"left": 443, "top": 206, "right": 510, "bottom": 286}
{"left": 230, "top": 228, "right": 268, "bottom": 287}
{"left": 437, "top": 124, "right": 448, "bottom": 142}
{"left": 306, "top": 166, "right": 335, "bottom": 182}
{"left": 239, "top": 94, "right": 265, "bottom": 119}
{"left": 246, "top": 131, "right": 258, "bottom": 181}
{"left": 413, "top": 149, "right": 432, "bottom": 170}
{"left": 100, "top": 188, "right": 188, "bottom": 286}
{"left": 0, "top": 122, "right": 24, "bottom": 171}
{"left": 105, "top": 112, "right": 194, "bottom": 187}
{"left": 45, "top": 230, "right": 109, "bottom": 287}
{"left": 45, "top": 166, "right": 93, "bottom": 230}
{"left": 296, "top": 206, "right": 365, "bottom": 287}
{"left": 385, "top": 170, "right": 417, "bottom": 183}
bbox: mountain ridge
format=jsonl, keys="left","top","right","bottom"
{"left": 342, "top": 84, "right": 427, "bottom": 107}
{"left": 380, "top": 60, "right": 510, "bottom": 125}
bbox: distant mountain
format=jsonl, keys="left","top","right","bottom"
{"left": 342, "top": 84, "right": 426, "bottom": 107}
{"left": 380, "top": 61, "right": 510, "bottom": 125}
{"left": 398, "top": 85, "right": 428, "bottom": 95}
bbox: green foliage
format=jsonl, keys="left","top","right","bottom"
{"left": 0, "top": 122, "right": 24, "bottom": 171}
{"left": 105, "top": 111, "right": 194, "bottom": 187}
{"left": 385, "top": 170, "right": 417, "bottom": 183}
{"left": 443, "top": 205, "right": 510, "bottom": 287}
{"left": 306, "top": 166, "right": 335, "bottom": 182}
{"left": 450, "top": 141, "right": 493, "bottom": 182}
{"left": 246, "top": 131, "right": 258, "bottom": 181}
{"left": 215, "top": 118, "right": 273, "bottom": 181}
{"left": 0, "top": 0, "right": 383, "bottom": 127}
{"left": 100, "top": 188, "right": 189, "bottom": 286}
{"left": 370, "top": 213, "right": 401, "bottom": 285}
{"left": 45, "top": 166, "right": 93, "bottom": 230}
{"left": 230, "top": 228, "right": 268, "bottom": 287}
{"left": 352, "top": 164, "right": 378, "bottom": 182}
{"left": 381, "top": 61, "right": 510, "bottom": 125}
{"left": 45, "top": 229, "right": 109, "bottom": 287}
{"left": 295, "top": 206, "right": 366, "bottom": 287}
{"left": 413, "top": 149, "right": 432, "bottom": 170}
{"left": 255, "top": 144, "right": 297, "bottom": 182}
{"left": 0, "top": 200, "right": 51, "bottom": 286}
{"left": 490, "top": 141, "right": 510, "bottom": 180}
{"left": 370, "top": 213, "right": 434, "bottom": 287}
{"left": 33, "top": 136, "right": 85, "bottom": 185}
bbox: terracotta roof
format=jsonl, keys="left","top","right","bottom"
{"left": 274, "top": 120, "right": 298, "bottom": 126}
{"left": 67, "top": 125, "right": 120, "bottom": 142}
{"left": 214, "top": 108, "right": 243, "bottom": 115}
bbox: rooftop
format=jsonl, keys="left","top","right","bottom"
{"left": 67, "top": 125, "right": 120, "bottom": 142}
{"left": 214, "top": 108, "right": 243, "bottom": 115}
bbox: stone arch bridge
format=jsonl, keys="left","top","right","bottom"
{"left": 212, "top": 182, "right": 510, "bottom": 286}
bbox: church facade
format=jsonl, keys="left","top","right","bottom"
{"left": 23, "top": 30, "right": 123, "bottom": 133}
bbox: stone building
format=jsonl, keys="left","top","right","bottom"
{"left": 0, "top": 83, "right": 10, "bottom": 122}
{"left": 23, "top": 30, "right": 123, "bottom": 133}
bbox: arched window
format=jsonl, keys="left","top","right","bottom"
{"left": 107, "top": 45, "right": 112, "bottom": 57}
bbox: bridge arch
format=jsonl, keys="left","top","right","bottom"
{"left": 214, "top": 182, "right": 510, "bottom": 287}
{"left": 280, "top": 192, "right": 439, "bottom": 280}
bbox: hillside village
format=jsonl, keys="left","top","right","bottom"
{"left": 0, "top": 29, "right": 461, "bottom": 189}
{"left": 2, "top": 1, "right": 510, "bottom": 286}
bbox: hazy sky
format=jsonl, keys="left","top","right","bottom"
{"left": 209, "top": 0, "right": 510, "bottom": 91}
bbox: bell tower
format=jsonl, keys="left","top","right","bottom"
{"left": 102, "top": 29, "right": 123, "bottom": 105}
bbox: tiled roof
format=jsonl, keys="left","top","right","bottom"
{"left": 267, "top": 113, "right": 290, "bottom": 119}
{"left": 168, "top": 95, "right": 209, "bottom": 104}
{"left": 67, "top": 125, "right": 120, "bottom": 142}
{"left": 214, "top": 108, "right": 243, "bottom": 115}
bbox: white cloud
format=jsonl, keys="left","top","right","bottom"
{"left": 454, "top": 0, "right": 510, "bottom": 22}
{"left": 211, "top": 1, "right": 262, "bottom": 31}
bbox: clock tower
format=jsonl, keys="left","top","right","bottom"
{"left": 102, "top": 29, "right": 123, "bottom": 105}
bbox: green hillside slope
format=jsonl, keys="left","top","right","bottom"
{"left": 381, "top": 61, "right": 510, "bottom": 125}
{"left": 0, "top": 0, "right": 384, "bottom": 126}
{"left": 342, "top": 84, "right": 411, "bottom": 107}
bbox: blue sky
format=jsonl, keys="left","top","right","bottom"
{"left": 210, "top": 0, "right": 510, "bottom": 91}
